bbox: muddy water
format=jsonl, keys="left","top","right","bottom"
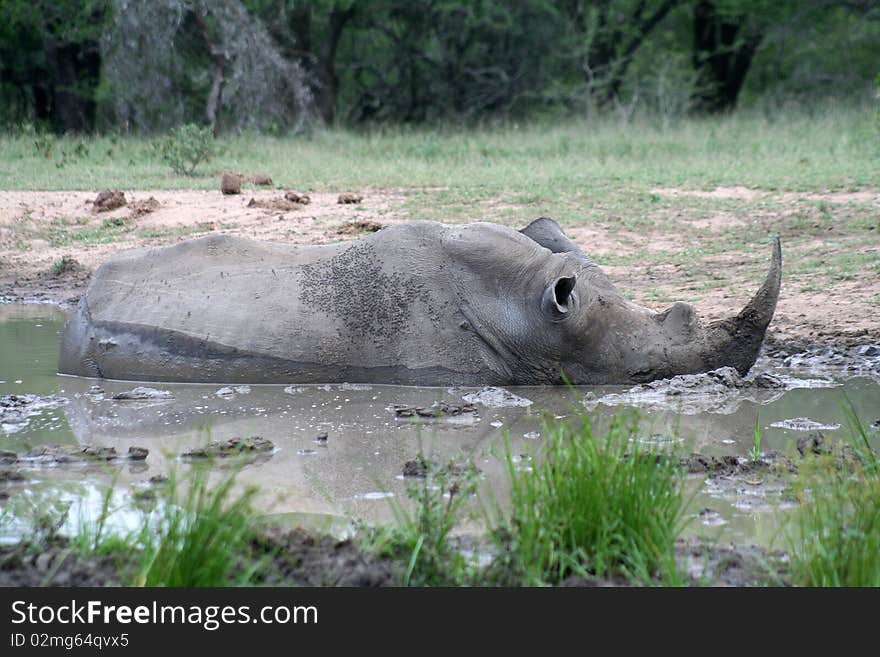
{"left": 1, "top": 304, "right": 878, "bottom": 546}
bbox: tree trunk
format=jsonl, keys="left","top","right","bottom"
{"left": 692, "top": 0, "right": 762, "bottom": 113}
{"left": 315, "top": 5, "right": 356, "bottom": 125}
{"left": 40, "top": 38, "right": 100, "bottom": 133}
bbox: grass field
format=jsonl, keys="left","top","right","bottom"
{"left": 2, "top": 105, "right": 877, "bottom": 198}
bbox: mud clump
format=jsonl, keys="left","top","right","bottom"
{"left": 462, "top": 386, "right": 533, "bottom": 408}
{"left": 128, "top": 196, "right": 160, "bottom": 218}
{"left": 337, "top": 220, "right": 383, "bottom": 235}
{"left": 91, "top": 190, "right": 126, "bottom": 212}
{"left": 49, "top": 255, "right": 83, "bottom": 277}
{"left": 284, "top": 191, "right": 310, "bottom": 204}
{"left": 797, "top": 433, "right": 829, "bottom": 456}
{"left": 17, "top": 444, "right": 148, "bottom": 464}
{"left": 683, "top": 454, "right": 755, "bottom": 476}
{"left": 111, "top": 386, "right": 173, "bottom": 401}
{"left": 182, "top": 436, "right": 274, "bottom": 459}
{"left": 402, "top": 454, "right": 481, "bottom": 479}
{"left": 388, "top": 401, "right": 478, "bottom": 418}
{"left": 1, "top": 394, "right": 68, "bottom": 434}
{"left": 221, "top": 173, "right": 242, "bottom": 195}
{"left": 770, "top": 417, "right": 841, "bottom": 431}
{"left": 215, "top": 385, "right": 251, "bottom": 398}
{"left": 337, "top": 193, "right": 363, "bottom": 204}
{"left": 589, "top": 366, "right": 786, "bottom": 415}
{"left": 683, "top": 451, "right": 804, "bottom": 477}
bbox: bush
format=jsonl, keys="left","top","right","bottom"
{"left": 158, "top": 123, "right": 216, "bottom": 176}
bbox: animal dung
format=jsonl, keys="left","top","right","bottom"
{"left": 91, "top": 190, "right": 126, "bottom": 212}
{"left": 284, "top": 191, "right": 310, "bottom": 204}
{"left": 221, "top": 172, "right": 242, "bottom": 195}
{"left": 337, "top": 192, "right": 363, "bottom": 204}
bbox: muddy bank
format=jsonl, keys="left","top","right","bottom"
{"left": 0, "top": 528, "right": 397, "bottom": 587}
{"left": 0, "top": 527, "right": 788, "bottom": 587}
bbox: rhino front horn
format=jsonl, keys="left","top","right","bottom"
{"left": 705, "top": 237, "right": 782, "bottom": 375}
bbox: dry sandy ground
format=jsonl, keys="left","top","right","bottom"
{"left": 0, "top": 186, "right": 877, "bottom": 348}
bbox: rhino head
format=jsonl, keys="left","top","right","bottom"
{"left": 451, "top": 218, "right": 781, "bottom": 385}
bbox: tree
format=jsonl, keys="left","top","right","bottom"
{"left": 0, "top": 0, "right": 108, "bottom": 132}
{"left": 101, "top": 0, "right": 315, "bottom": 134}
{"left": 562, "top": 0, "right": 681, "bottom": 106}
{"left": 691, "top": 0, "right": 763, "bottom": 112}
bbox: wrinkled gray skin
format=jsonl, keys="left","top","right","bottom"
{"left": 59, "top": 218, "right": 781, "bottom": 385}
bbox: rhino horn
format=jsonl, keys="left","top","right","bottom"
{"left": 703, "top": 237, "right": 782, "bottom": 375}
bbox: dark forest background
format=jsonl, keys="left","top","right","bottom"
{"left": 2, "top": 0, "right": 878, "bottom": 135}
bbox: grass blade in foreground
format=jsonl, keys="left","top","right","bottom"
{"left": 786, "top": 412, "right": 880, "bottom": 587}
{"left": 494, "top": 412, "right": 685, "bottom": 585}
{"left": 135, "top": 467, "right": 258, "bottom": 587}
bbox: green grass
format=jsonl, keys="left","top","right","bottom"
{"left": 490, "top": 412, "right": 686, "bottom": 585}
{"left": 366, "top": 455, "right": 480, "bottom": 586}
{"left": 785, "top": 411, "right": 880, "bottom": 586}
{"left": 750, "top": 411, "right": 763, "bottom": 462}
{"left": 1, "top": 106, "right": 876, "bottom": 200}
{"left": 133, "top": 467, "right": 259, "bottom": 587}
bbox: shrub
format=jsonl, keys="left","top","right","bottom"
{"left": 158, "top": 123, "right": 216, "bottom": 176}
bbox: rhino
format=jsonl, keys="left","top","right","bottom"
{"left": 58, "top": 218, "right": 781, "bottom": 386}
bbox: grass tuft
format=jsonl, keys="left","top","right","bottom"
{"left": 133, "top": 467, "right": 259, "bottom": 587}
{"left": 492, "top": 412, "right": 686, "bottom": 585}
{"left": 785, "top": 410, "right": 880, "bottom": 586}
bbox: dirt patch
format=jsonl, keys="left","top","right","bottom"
{"left": 247, "top": 196, "right": 306, "bottom": 212}
{"left": 0, "top": 538, "right": 129, "bottom": 587}
{"left": 0, "top": 189, "right": 407, "bottom": 305}
{"left": 0, "top": 529, "right": 395, "bottom": 587}
{"left": 652, "top": 186, "right": 762, "bottom": 201}
{"left": 337, "top": 193, "right": 363, "bottom": 204}
{"left": 0, "top": 186, "right": 876, "bottom": 348}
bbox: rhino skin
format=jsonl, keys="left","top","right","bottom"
{"left": 58, "top": 218, "right": 781, "bottom": 386}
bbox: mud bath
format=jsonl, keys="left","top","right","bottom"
{"left": 1, "top": 303, "right": 878, "bottom": 556}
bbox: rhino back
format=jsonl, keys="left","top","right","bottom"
{"left": 66, "top": 228, "right": 499, "bottom": 384}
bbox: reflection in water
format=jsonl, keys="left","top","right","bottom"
{"left": 1, "top": 304, "right": 879, "bottom": 546}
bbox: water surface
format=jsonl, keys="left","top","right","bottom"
{"left": 1, "top": 304, "right": 878, "bottom": 546}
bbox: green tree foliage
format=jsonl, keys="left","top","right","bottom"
{"left": 0, "top": 0, "right": 109, "bottom": 132}
{"left": 1, "top": 0, "right": 878, "bottom": 132}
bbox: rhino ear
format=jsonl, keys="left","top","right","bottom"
{"left": 541, "top": 275, "right": 577, "bottom": 320}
